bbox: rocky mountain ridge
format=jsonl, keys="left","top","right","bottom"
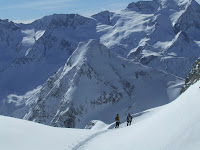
{"left": 181, "top": 56, "right": 200, "bottom": 93}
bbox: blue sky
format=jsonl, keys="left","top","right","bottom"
{"left": 0, "top": 0, "right": 136, "bottom": 23}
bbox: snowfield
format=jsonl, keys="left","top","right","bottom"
{"left": 0, "top": 116, "right": 99, "bottom": 150}
{"left": 1, "top": 80, "right": 200, "bottom": 150}
{"left": 83, "top": 81, "right": 200, "bottom": 150}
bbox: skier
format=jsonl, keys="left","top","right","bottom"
{"left": 127, "top": 113, "right": 132, "bottom": 126}
{"left": 115, "top": 114, "right": 120, "bottom": 128}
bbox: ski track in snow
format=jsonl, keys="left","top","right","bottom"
{"left": 71, "top": 122, "right": 128, "bottom": 150}
{"left": 71, "top": 130, "right": 108, "bottom": 150}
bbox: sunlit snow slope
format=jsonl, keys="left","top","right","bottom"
{"left": 0, "top": 116, "right": 99, "bottom": 150}
{"left": 81, "top": 81, "right": 200, "bottom": 150}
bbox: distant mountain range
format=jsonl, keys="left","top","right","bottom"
{"left": 1, "top": 0, "right": 200, "bottom": 128}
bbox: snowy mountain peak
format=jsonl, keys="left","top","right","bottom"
{"left": 173, "top": 0, "right": 200, "bottom": 32}
{"left": 126, "top": 0, "right": 194, "bottom": 14}
{"left": 92, "top": 11, "right": 113, "bottom": 25}
{"left": 0, "top": 19, "right": 19, "bottom": 31}
{"left": 155, "top": 0, "right": 191, "bottom": 7}
{"left": 48, "top": 14, "right": 89, "bottom": 29}
{"left": 10, "top": 40, "right": 183, "bottom": 128}
{"left": 126, "top": 0, "right": 159, "bottom": 14}
{"left": 27, "top": 14, "right": 92, "bottom": 31}
{"left": 67, "top": 40, "right": 111, "bottom": 67}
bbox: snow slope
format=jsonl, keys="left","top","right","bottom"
{"left": 0, "top": 116, "right": 99, "bottom": 150}
{"left": 72, "top": 80, "right": 200, "bottom": 150}
{"left": 1, "top": 80, "right": 200, "bottom": 150}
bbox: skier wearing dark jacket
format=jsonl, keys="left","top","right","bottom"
{"left": 127, "top": 113, "right": 132, "bottom": 126}
{"left": 115, "top": 114, "right": 120, "bottom": 128}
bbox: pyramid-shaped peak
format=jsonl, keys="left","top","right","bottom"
{"left": 47, "top": 14, "right": 90, "bottom": 29}
{"left": 92, "top": 11, "right": 113, "bottom": 25}
{"left": 75, "top": 39, "right": 111, "bottom": 58}
{"left": 66, "top": 39, "right": 111, "bottom": 67}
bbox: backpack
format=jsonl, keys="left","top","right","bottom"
{"left": 127, "top": 115, "right": 132, "bottom": 121}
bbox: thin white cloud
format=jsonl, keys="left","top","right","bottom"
{"left": 63, "top": 0, "right": 132, "bottom": 17}
{"left": 0, "top": 0, "right": 72, "bottom": 10}
{"left": 13, "top": 19, "right": 37, "bottom": 24}
{"left": 86, "top": 1, "right": 131, "bottom": 16}
{"left": 34, "top": 5, "right": 67, "bottom": 10}
{"left": 1, "top": 0, "right": 136, "bottom": 21}
{"left": 74, "top": 9, "right": 100, "bottom": 17}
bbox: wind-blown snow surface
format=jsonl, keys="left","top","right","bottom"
{"left": 0, "top": 116, "right": 98, "bottom": 150}
{"left": 81, "top": 80, "right": 200, "bottom": 150}
{"left": 1, "top": 80, "right": 200, "bottom": 150}
{"left": 10, "top": 40, "right": 183, "bottom": 128}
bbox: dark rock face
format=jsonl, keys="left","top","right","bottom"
{"left": 92, "top": 11, "right": 113, "bottom": 25}
{"left": 126, "top": 0, "right": 159, "bottom": 14}
{"left": 181, "top": 57, "right": 200, "bottom": 93}
{"left": 174, "top": 0, "right": 200, "bottom": 33}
